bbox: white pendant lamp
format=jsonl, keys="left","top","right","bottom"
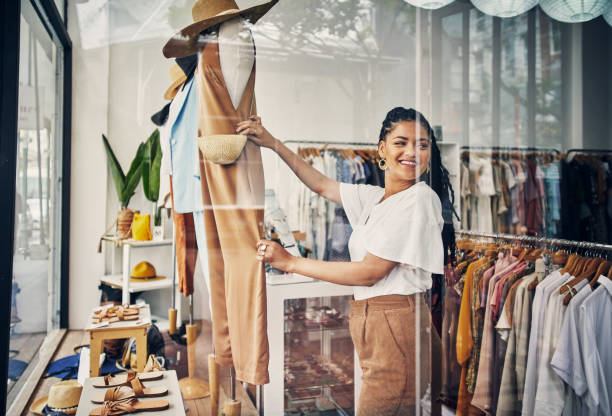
{"left": 471, "top": 0, "right": 539, "bottom": 18}
{"left": 540, "top": 0, "right": 611, "bottom": 23}
{"left": 604, "top": 7, "right": 612, "bottom": 25}
{"left": 403, "top": 0, "right": 455, "bottom": 10}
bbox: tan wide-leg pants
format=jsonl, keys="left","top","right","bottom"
{"left": 196, "top": 40, "right": 269, "bottom": 385}
{"left": 350, "top": 294, "right": 442, "bottom": 416}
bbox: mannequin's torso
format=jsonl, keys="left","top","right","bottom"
{"left": 218, "top": 17, "right": 255, "bottom": 110}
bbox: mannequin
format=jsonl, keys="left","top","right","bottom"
{"left": 218, "top": 17, "right": 254, "bottom": 110}
{"left": 162, "top": 0, "right": 278, "bottom": 388}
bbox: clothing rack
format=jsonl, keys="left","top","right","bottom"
{"left": 456, "top": 229, "right": 612, "bottom": 252}
{"left": 460, "top": 145, "right": 560, "bottom": 155}
{"left": 566, "top": 148, "right": 612, "bottom": 157}
{"left": 283, "top": 139, "right": 376, "bottom": 147}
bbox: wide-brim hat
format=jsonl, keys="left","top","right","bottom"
{"left": 131, "top": 261, "right": 157, "bottom": 279}
{"left": 30, "top": 380, "right": 82, "bottom": 415}
{"left": 163, "top": 63, "right": 187, "bottom": 100}
{"left": 163, "top": 0, "right": 279, "bottom": 58}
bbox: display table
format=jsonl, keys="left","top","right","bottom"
{"left": 265, "top": 279, "right": 358, "bottom": 415}
{"left": 76, "top": 370, "right": 185, "bottom": 416}
{"left": 85, "top": 304, "right": 151, "bottom": 376}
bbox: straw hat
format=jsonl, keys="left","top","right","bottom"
{"left": 163, "top": 0, "right": 278, "bottom": 58}
{"left": 30, "top": 380, "right": 82, "bottom": 415}
{"left": 163, "top": 63, "right": 186, "bottom": 100}
{"left": 131, "top": 261, "right": 157, "bottom": 279}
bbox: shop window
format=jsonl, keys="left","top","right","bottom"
{"left": 7, "top": 0, "right": 66, "bottom": 411}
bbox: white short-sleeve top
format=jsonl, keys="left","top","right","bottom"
{"left": 339, "top": 181, "right": 444, "bottom": 300}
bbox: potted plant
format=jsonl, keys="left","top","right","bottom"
{"left": 102, "top": 134, "right": 145, "bottom": 239}
{"left": 142, "top": 129, "right": 163, "bottom": 240}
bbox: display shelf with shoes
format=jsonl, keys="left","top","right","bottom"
{"left": 266, "top": 280, "right": 358, "bottom": 415}
{"left": 75, "top": 370, "right": 185, "bottom": 416}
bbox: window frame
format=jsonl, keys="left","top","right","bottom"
{"left": 0, "top": 0, "right": 71, "bottom": 411}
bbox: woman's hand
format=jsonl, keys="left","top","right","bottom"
{"left": 237, "top": 116, "right": 277, "bottom": 149}
{"left": 256, "top": 240, "right": 295, "bottom": 272}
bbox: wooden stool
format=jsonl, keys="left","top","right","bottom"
{"left": 85, "top": 305, "right": 151, "bottom": 377}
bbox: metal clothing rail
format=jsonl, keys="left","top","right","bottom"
{"left": 455, "top": 229, "right": 612, "bottom": 252}
{"left": 460, "top": 145, "right": 561, "bottom": 154}
{"left": 283, "top": 139, "right": 376, "bottom": 147}
{"left": 566, "top": 148, "right": 612, "bottom": 157}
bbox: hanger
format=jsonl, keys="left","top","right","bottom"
{"left": 588, "top": 259, "right": 612, "bottom": 289}
{"left": 552, "top": 249, "right": 568, "bottom": 265}
{"left": 560, "top": 257, "right": 603, "bottom": 295}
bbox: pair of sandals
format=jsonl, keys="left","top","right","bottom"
{"left": 90, "top": 370, "right": 168, "bottom": 415}
{"left": 92, "top": 306, "right": 140, "bottom": 325}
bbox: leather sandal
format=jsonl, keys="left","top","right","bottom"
{"left": 91, "top": 378, "right": 168, "bottom": 404}
{"left": 92, "top": 308, "right": 140, "bottom": 325}
{"left": 143, "top": 355, "right": 165, "bottom": 373}
{"left": 93, "top": 370, "right": 163, "bottom": 388}
{"left": 94, "top": 306, "right": 139, "bottom": 318}
{"left": 89, "top": 397, "right": 169, "bottom": 415}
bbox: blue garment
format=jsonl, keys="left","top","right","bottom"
{"left": 543, "top": 162, "right": 561, "bottom": 236}
{"left": 168, "top": 77, "right": 203, "bottom": 213}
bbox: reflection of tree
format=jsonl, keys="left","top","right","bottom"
{"left": 258, "top": 0, "right": 416, "bottom": 58}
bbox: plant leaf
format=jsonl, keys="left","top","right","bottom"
{"left": 121, "top": 142, "right": 145, "bottom": 207}
{"left": 102, "top": 134, "right": 127, "bottom": 205}
{"left": 142, "top": 129, "right": 161, "bottom": 203}
{"left": 149, "top": 133, "right": 162, "bottom": 202}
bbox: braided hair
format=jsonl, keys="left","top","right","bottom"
{"left": 378, "top": 107, "right": 457, "bottom": 265}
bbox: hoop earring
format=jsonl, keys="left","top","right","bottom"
{"left": 378, "top": 158, "right": 387, "bottom": 171}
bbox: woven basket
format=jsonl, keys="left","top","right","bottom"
{"left": 198, "top": 134, "right": 247, "bottom": 165}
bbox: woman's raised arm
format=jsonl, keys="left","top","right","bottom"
{"left": 237, "top": 116, "right": 341, "bottom": 205}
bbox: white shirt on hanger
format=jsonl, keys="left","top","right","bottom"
{"left": 577, "top": 276, "right": 612, "bottom": 415}
{"left": 340, "top": 181, "right": 444, "bottom": 300}
{"left": 522, "top": 270, "right": 570, "bottom": 415}
{"left": 534, "top": 279, "right": 588, "bottom": 415}
{"left": 551, "top": 283, "right": 593, "bottom": 416}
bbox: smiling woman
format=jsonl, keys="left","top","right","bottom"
{"left": 239, "top": 106, "right": 456, "bottom": 415}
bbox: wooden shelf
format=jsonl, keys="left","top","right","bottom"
{"left": 101, "top": 235, "right": 172, "bottom": 247}
{"left": 99, "top": 274, "right": 173, "bottom": 292}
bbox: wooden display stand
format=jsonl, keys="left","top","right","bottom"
{"left": 85, "top": 304, "right": 152, "bottom": 376}
{"left": 178, "top": 324, "right": 210, "bottom": 399}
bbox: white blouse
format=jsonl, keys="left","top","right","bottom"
{"left": 340, "top": 181, "right": 444, "bottom": 300}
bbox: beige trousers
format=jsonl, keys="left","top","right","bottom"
{"left": 350, "top": 294, "right": 442, "bottom": 416}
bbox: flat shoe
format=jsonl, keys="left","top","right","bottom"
{"left": 89, "top": 397, "right": 169, "bottom": 415}
{"left": 92, "top": 370, "right": 163, "bottom": 388}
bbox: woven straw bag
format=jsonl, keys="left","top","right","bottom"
{"left": 199, "top": 95, "right": 254, "bottom": 165}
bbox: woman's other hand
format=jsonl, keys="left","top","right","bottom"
{"left": 256, "top": 240, "right": 295, "bottom": 272}
{"left": 237, "top": 116, "right": 277, "bottom": 149}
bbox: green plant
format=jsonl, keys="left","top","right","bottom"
{"left": 142, "top": 129, "right": 163, "bottom": 224}
{"left": 102, "top": 134, "right": 145, "bottom": 208}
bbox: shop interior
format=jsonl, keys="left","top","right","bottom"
{"left": 1, "top": 0, "right": 612, "bottom": 415}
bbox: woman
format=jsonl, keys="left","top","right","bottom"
{"left": 237, "top": 107, "right": 455, "bottom": 415}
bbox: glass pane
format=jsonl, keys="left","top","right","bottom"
{"left": 9, "top": 0, "right": 63, "bottom": 406}
{"left": 499, "top": 14, "right": 528, "bottom": 147}
{"left": 468, "top": 9, "right": 494, "bottom": 147}
{"left": 441, "top": 12, "right": 464, "bottom": 144}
